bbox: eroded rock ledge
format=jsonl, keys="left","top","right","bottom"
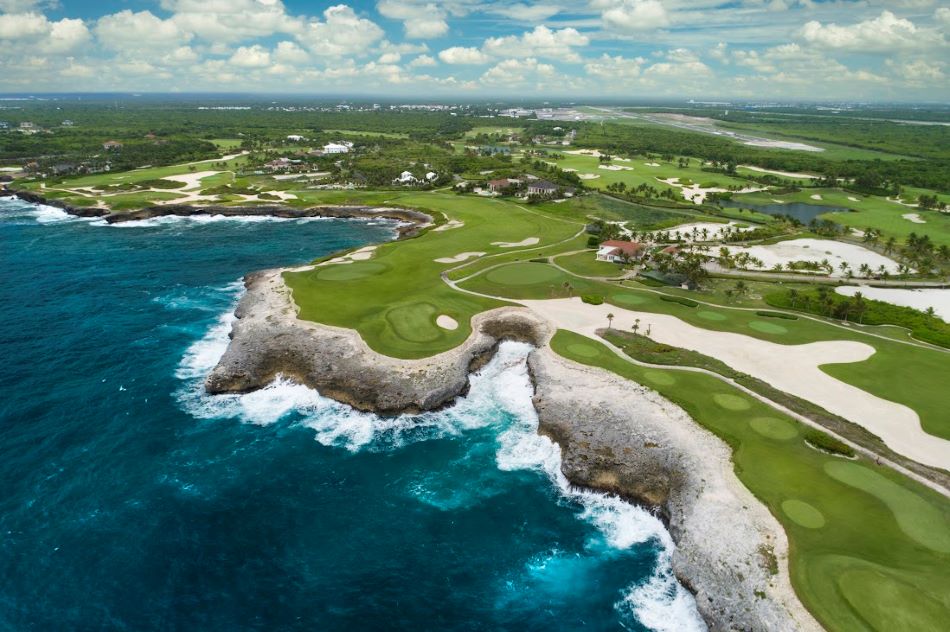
{"left": 206, "top": 269, "right": 821, "bottom": 631}
{"left": 1, "top": 190, "right": 431, "bottom": 239}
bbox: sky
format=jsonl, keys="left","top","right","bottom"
{"left": 0, "top": 0, "right": 947, "bottom": 100}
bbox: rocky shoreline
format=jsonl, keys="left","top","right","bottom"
{"left": 0, "top": 189, "right": 433, "bottom": 238}
{"left": 207, "top": 269, "right": 822, "bottom": 631}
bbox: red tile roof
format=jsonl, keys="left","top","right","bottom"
{"left": 601, "top": 240, "right": 645, "bottom": 256}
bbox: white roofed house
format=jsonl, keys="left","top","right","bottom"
{"left": 425, "top": 171, "right": 438, "bottom": 182}
{"left": 322, "top": 141, "right": 353, "bottom": 154}
{"left": 286, "top": 134, "right": 306, "bottom": 142}
{"left": 393, "top": 171, "right": 418, "bottom": 185}
{"left": 527, "top": 180, "right": 558, "bottom": 197}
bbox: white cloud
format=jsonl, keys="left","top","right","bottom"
{"left": 438, "top": 45, "right": 489, "bottom": 64}
{"left": 643, "top": 48, "right": 712, "bottom": 79}
{"left": 584, "top": 53, "right": 645, "bottom": 80}
{"left": 599, "top": 0, "right": 669, "bottom": 32}
{"left": 799, "top": 10, "right": 940, "bottom": 52}
{"left": 274, "top": 40, "right": 309, "bottom": 64}
{"left": 161, "top": 0, "right": 302, "bottom": 43}
{"left": 0, "top": 12, "right": 50, "bottom": 39}
{"left": 0, "top": 0, "right": 49, "bottom": 11}
{"left": 886, "top": 57, "right": 945, "bottom": 83}
{"left": 162, "top": 46, "right": 200, "bottom": 65}
{"left": 96, "top": 10, "right": 190, "bottom": 51}
{"left": 709, "top": 42, "right": 728, "bottom": 63}
{"left": 482, "top": 25, "right": 589, "bottom": 62}
{"left": 230, "top": 44, "right": 271, "bottom": 68}
{"left": 297, "top": 5, "right": 384, "bottom": 56}
{"left": 937, "top": 7, "right": 950, "bottom": 28}
{"left": 487, "top": 3, "right": 562, "bottom": 21}
{"left": 45, "top": 18, "right": 91, "bottom": 54}
{"left": 409, "top": 53, "right": 437, "bottom": 67}
{"left": 377, "top": 0, "right": 449, "bottom": 39}
{"left": 378, "top": 51, "right": 401, "bottom": 64}
{"left": 0, "top": 12, "right": 89, "bottom": 54}
{"left": 482, "top": 57, "right": 555, "bottom": 84}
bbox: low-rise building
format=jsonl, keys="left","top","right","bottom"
{"left": 322, "top": 141, "right": 352, "bottom": 154}
{"left": 287, "top": 134, "right": 306, "bottom": 142}
{"left": 393, "top": 171, "right": 418, "bottom": 185}
{"left": 487, "top": 178, "right": 514, "bottom": 193}
{"left": 102, "top": 140, "right": 123, "bottom": 150}
{"left": 596, "top": 240, "right": 646, "bottom": 263}
{"left": 527, "top": 180, "right": 558, "bottom": 197}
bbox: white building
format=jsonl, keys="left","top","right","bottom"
{"left": 393, "top": 171, "right": 418, "bottom": 185}
{"left": 287, "top": 134, "right": 306, "bottom": 142}
{"left": 425, "top": 171, "right": 438, "bottom": 182}
{"left": 323, "top": 141, "right": 353, "bottom": 154}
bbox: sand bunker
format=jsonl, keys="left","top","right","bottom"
{"left": 848, "top": 196, "right": 860, "bottom": 202}
{"left": 643, "top": 162, "right": 660, "bottom": 167}
{"left": 521, "top": 298, "right": 950, "bottom": 469}
{"left": 903, "top": 213, "right": 926, "bottom": 224}
{"left": 810, "top": 194, "right": 823, "bottom": 201}
{"left": 743, "top": 139, "right": 824, "bottom": 152}
{"left": 162, "top": 171, "right": 222, "bottom": 191}
{"left": 434, "top": 251, "right": 485, "bottom": 264}
{"left": 724, "top": 238, "right": 902, "bottom": 277}
{"left": 436, "top": 315, "right": 459, "bottom": 330}
{"left": 836, "top": 286, "right": 950, "bottom": 323}
{"left": 492, "top": 237, "right": 540, "bottom": 248}
{"left": 598, "top": 164, "right": 633, "bottom": 171}
{"left": 565, "top": 149, "right": 606, "bottom": 158}
{"left": 740, "top": 165, "right": 819, "bottom": 179}
{"left": 434, "top": 219, "right": 464, "bottom": 232}
{"left": 579, "top": 174, "right": 600, "bottom": 180}
{"left": 664, "top": 221, "right": 754, "bottom": 242}
{"left": 323, "top": 246, "right": 378, "bottom": 265}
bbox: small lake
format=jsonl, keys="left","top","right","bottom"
{"left": 719, "top": 200, "right": 847, "bottom": 223}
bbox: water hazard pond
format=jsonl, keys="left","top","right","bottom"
{"left": 718, "top": 200, "right": 847, "bottom": 223}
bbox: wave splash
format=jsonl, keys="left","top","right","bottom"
{"left": 176, "top": 291, "right": 705, "bottom": 631}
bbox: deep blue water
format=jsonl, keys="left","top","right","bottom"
{"left": 0, "top": 199, "right": 702, "bottom": 631}
{"left": 718, "top": 200, "right": 846, "bottom": 223}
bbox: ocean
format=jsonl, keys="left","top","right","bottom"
{"left": 0, "top": 197, "right": 703, "bottom": 631}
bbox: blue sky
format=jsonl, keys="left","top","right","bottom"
{"left": 0, "top": 0, "right": 947, "bottom": 100}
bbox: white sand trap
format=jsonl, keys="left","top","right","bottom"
{"left": 743, "top": 139, "right": 824, "bottom": 152}
{"left": 664, "top": 221, "right": 754, "bottom": 242}
{"left": 492, "top": 237, "right": 540, "bottom": 248}
{"left": 810, "top": 194, "right": 823, "bottom": 201}
{"left": 562, "top": 168, "right": 578, "bottom": 173}
{"left": 436, "top": 315, "right": 458, "bottom": 330}
{"left": 643, "top": 162, "right": 661, "bottom": 167}
{"left": 598, "top": 164, "right": 634, "bottom": 171}
{"left": 434, "top": 251, "right": 485, "bottom": 264}
{"left": 903, "top": 213, "right": 926, "bottom": 224}
{"left": 162, "top": 171, "right": 222, "bottom": 191}
{"left": 272, "top": 172, "right": 330, "bottom": 181}
{"left": 725, "top": 238, "right": 902, "bottom": 277}
{"left": 579, "top": 174, "right": 600, "bottom": 180}
{"left": 521, "top": 298, "right": 950, "bottom": 469}
{"left": 847, "top": 196, "right": 860, "bottom": 202}
{"left": 434, "top": 219, "right": 464, "bottom": 232}
{"left": 836, "top": 286, "right": 950, "bottom": 323}
{"left": 566, "top": 149, "right": 606, "bottom": 157}
{"left": 771, "top": 199, "right": 786, "bottom": 204}
{"left": 740, "top": 165, "right": 819, "bottom": 179}
{"left": 614, "top": 157, "right": 632, "bottom": 162}
{"left": 322, "top": 246, "right": 378, "bottom": 265}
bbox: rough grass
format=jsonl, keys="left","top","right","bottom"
{"left": 551, "top": 329, "right": 950, "bottom": 632}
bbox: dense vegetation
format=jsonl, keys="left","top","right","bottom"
{"left": 766, "top": 287, "right": 950, "bottom": 348}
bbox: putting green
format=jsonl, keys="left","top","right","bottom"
{"left": 484, "top": 263, "right": 563, "bottom": 286}
{"left": 750, "top": 416, "right": 798, "bottom": 441}
{"left": 385, "top": 303, "right": 442, "bottom": 343}
{"left": 713, "top": 393, "right": 751, "bottom": 411}
{"left": 825, "top": 461, "right": 950, "bottom": 553}
{"left": 566, "top": 343, "right": 600, "bottom": 358}
{"left": 697, "top": 310, "right": 727, "bottom": 321}
{"left": 782, "top": 499, "right": 826, "bottom": 528}
{"left": 643, "top": 370, "right": 676, "bottom": 386}
{"left": 748, "top": 320, "right": 788, "bottom": 335}
{"left": 838, "top": 565, "right": 948, "bottom": 632}
{"left": 316, "top": 261, "right": 387, "bottom": 281}
{"left": 611, "top": 293, "right": 648, "bottom": 306}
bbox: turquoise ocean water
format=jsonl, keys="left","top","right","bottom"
{"left": 0, "top": 197, "right": 703, "bottom": 630}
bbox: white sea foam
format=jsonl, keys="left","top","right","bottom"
{"left": 0, "top": 196, "right": 95, "bottom": 224}
{"left": 177, "top": 303, "right": 705, "bottom": 630}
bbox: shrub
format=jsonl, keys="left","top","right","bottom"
{"left": 529, "top": 257, "right": 549, "bottom": 263}
{"left": 660, "top": 295, "right": 698, "bottom": 308}
{"left": 803, "top": 429, "right": 855, "bottom": 457}
{"left": 586, "top": 235, "right": 600, "bottom": 248}
{"left": 756, "top": 310, "right": 797, "bottom": 320}
{"left": 581, "top": 294, "right": 604, "bottom": 305}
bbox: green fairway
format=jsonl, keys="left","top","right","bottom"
{"left": 552, "top": 251, "right": 624, "bottom": 277}
{"left": 551, "top": 330, "right": 950, "bottom": 631}
{"left": 484, "top": 262, "right": 564, "bottom": 285}
{"left": 283, "top": 192, "right": 579, "bottom": 358}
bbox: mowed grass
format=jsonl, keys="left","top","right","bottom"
{"left": 554, "top": 251, "right": 626, "bottom": 277}
{"left": 460, "top": 267, "right": 950, "bottom": 439}
{"left": 283, "top": 192, "right": 580, "bottom": 358}
{"left": 551, "top": 330, "right": 950, "bottom": 631}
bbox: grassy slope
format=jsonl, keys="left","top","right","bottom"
{"left": 459, "top": 266, "right": 949, "bottom": 440}
{"left": 283, "top": 192, "right": 580, "bottom": 358}
{"left": 552, "top": 330, "right": 950, "bottom": 632}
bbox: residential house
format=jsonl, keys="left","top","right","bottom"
{"left": 62, "top": 120, "right": 75, "bottom": 127}
{"left": 102, "top": 140, "right": 123, "bottom": 150}
{"left": 322, "top": 141, "right": 352, "bottom": 154}
{"left": 393, "top": 171, "right": 418, "bottom": 185}
{"left": 287, "top": 135, "right": 306, "bottom": 142}
{"left": 487, "top": 178, "right": 514, "bottom": 193}
{"left": 596, "top": 240, "right": 646, "bottom": 263}
{"left": 425, "top": 171, "right": 438, "bottom": 182}
{"left": 527, "top": 180, "right": 558, "bottom": 197}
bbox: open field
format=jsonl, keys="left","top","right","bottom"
{"left": 552, "top": 330, "right": 950, "bottom": 632}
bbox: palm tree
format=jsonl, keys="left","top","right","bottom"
{"left": 788, "top": 288, "right": 800, "bottom": 307}
{"left": 632, "top": 318, "right": 640, "bottom": 335}
{"left": 852, "top": 292, "right": 867, "bottom": 324}
{"left": 607, "top": 313, "right": 615, "bottom": 329}
{"left": 563, "top": 281, "right": 574, "bottom": 297}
